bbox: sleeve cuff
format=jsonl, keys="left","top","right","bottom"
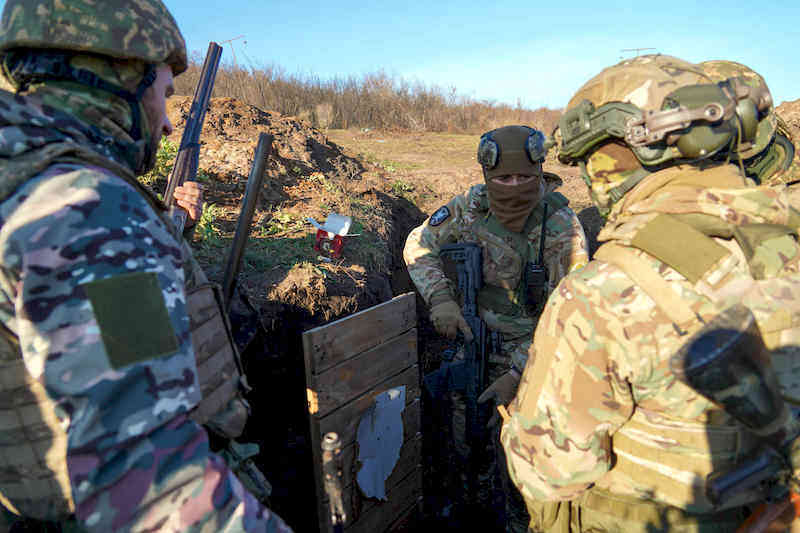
{"left": 428, "top": 288, "right": 454, "bottom": 307}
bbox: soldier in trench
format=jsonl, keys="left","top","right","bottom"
{"left": 500, "top": 53, "right": 800, "bottom": 533}
{"left": 0, "top": 0, "right": 290, "bottom": 531}
{"left": 403, "top": 125, "right": 590, "bottom": 531}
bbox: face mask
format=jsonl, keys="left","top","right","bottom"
{"left": 487, "top": 176, "right": 545, "bottom": 233}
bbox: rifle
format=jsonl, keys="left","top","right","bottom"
{"left": 438, "top": 243, "right": 489, "bottom": 448}
{"left": 164, "top": 41, "right": 223, "bottom": 235}
{"left": 670, "top": 304, "right": 800, "bottom": 532}
{"left": 423, "top": 243, "right": 494, "bottom": 503}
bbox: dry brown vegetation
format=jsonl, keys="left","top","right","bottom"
{"left": 174, "top": 59, "right": 561, "bottom": 134}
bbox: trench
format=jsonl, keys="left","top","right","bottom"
{"left": 228, "top": 191, "right": 441, "bottom": 532}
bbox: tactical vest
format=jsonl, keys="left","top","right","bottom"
{"left": 473, "top": 191, "right": 569, "bottom": 318}
{"left": 0, "top": 172, "right": 248, "bottom": 522}
{"left": 590, "top": 198, "right": 800, "bottom": 513}
{"left": 0, "top": 325, "right": 74, "bottom": 521}
{"left": 185, "top": 281, "right": 250, "bottom": 438}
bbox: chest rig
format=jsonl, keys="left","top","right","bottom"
{"left": 472, "top": 191, "right": 568, "bottom": 318}
{"left": 591, "top": 205, "right": 800, "bottom": 511}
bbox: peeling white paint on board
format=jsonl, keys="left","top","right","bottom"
{"left": 355, "top": 386, "right": 406, "bottom": 500}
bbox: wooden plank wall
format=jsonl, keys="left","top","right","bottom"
{"left": 302, "top": 293, "right": 422, "bottom": 533}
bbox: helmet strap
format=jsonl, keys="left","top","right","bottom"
{"left": 607, "top": 167, "right": 651, "bottom": 204}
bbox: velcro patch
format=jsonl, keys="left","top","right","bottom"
{"left": 429, "top": 206, "right": 451, "bottom": 226}
{"left": 84, "top": 272, "right": 179, "bottom": 369}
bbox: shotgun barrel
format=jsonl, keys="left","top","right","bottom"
{"left": 165, "top": 41, "right": 223, "bottom": 234}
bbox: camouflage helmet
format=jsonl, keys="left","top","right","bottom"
{"left": 698, "top": 60, "right": 776, "bottom": 160}
{"left": 0, "top": 0, "right": 187, "bottom": 76}
{"left": 558, "top": 54, "right": 774, "bottom": 166}
{"left": 557, "top": 54, "right": 774, "bottom": 213}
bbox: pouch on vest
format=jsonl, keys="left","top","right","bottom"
{"left": 186, "top": 283, "right": 251, "bottom": 438}
{"left": 477, "top": 192, "right": 568, "bottom": 317}
{"left": 0, "top": 324, "right": 74, "bottom": 521}
{"left": 629, "top": 212, "right": 800, "bottom": 404}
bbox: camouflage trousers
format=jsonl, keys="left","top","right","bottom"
{"left": 449, "top": 350, "right": 530, "bottom": 533}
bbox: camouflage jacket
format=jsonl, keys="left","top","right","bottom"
{"left": 500, "top": 163, "right": 800, "bottom": 514}
{"left": 0, "top": 89, "right": 291, "bottom": 531}
{"left": 403, "top": 183, "right": 589, "bottom": 371}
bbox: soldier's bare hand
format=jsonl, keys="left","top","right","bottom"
{"left": 173, "top": 181, "right": 204, "bottom": 223}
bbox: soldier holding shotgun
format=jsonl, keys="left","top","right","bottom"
{"left": 0, "top": 1, "right": 290, "bottom": 531}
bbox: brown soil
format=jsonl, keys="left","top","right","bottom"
{"left": 163, "top": 96, "right": 602, "bottom": 332}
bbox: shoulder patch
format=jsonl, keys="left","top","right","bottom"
{"left": 84, "top": 272, "right": 179, "bottom": 369}
{"left": 429, "top": 206, "right": 451, "bottom": 226}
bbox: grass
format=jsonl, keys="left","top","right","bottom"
{"left": 391, "top": 179, "right": 414, "bottom": 196}
{"left": 260, "top": 210, "right": 307, "bottom": 236}
{"left": 242, "top": 234, "right": 318, "bottom": 271}
{"left": 140, "top": 138, "right": 178, "bottom": 189}
{"left": 193, "top": 203, "right": 226, "bottom": 254}
{"left": 139, "top": 137, "right": 212, "bottom": 204}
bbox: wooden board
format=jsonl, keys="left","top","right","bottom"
{"left": 318, "top": 369, "right": 421, "bottom": 446}
{"left": 313, "top": 329, "right": 417, "bottom": 418}
{"left": 345, "top": 468, "right": 423, "bottom": 532}
{"left": 303, "top": 293, "right": 422, "bottom": 533}
{"left": 302, "top": 293, "right": 416, "bottom": 375}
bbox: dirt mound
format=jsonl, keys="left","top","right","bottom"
{"left": 777, "top": 98, "right": 800, "bottom": 142}
{"left": 166, "top": 96, "right": 363, "bottom": 203}
{"left": 163, "top": 96, "right": 423, "bottom": 335}
{"left": 162, "top": 96, "right": 429, "bottom": 529}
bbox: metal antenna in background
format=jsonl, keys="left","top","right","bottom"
{"left": 221, "top": 35, "right": 245, "bottom": 67}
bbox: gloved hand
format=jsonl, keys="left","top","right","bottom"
{"left": 478, "top": 369, "right": 521, "bottom": 428}
{"left": 430, "top": 299, "right": 474, "bottom": 342}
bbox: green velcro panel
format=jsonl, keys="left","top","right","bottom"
{"left": 631, "top": 214, "right": 729, "bottom": 284}
{"left": 84, "top": 272, "right": 179, "bottom": 369}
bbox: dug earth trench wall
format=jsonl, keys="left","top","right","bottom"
{"left": 160, "top": 96, "right": 429, "bottom": 530}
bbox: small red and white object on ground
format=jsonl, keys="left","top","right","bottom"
{"left": 307, "top": 213, "right": 359, "bottom": 259}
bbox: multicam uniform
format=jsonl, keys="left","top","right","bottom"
{"left": 502, "top": 53, "right": 800, "bottom": 533}
{"left": 404, "top": 182, "right": 589, "bottom": 375}
{"left": 0, "top": 1, "right": 290, "bottom": 531}
{"left": 404, "top": 180, "right": 588, "bottom": 530}
{"left": 501, "top": 167, "right": 800, "bottom": 532}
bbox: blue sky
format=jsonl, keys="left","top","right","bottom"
{"left": 165, "top": 0, "right": 800, "bottom": 109}
{"left": 10, "top": 1, "right": 800, "bottom": 109}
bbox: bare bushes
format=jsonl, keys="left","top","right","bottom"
{"left": 174, "top": 60, "right": 561, "bottom": 134}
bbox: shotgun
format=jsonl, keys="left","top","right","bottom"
{"left": 164, "top": 41, "right": 223, "bottom": 235}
